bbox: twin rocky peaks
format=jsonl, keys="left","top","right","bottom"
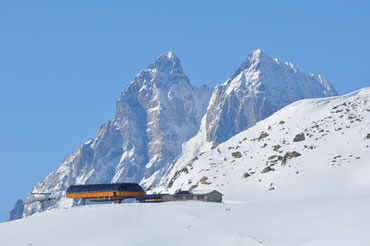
{"left": 14, "top": 50, "right": 337, "bottom": 219}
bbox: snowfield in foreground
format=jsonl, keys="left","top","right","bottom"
{"left": 1, "top": 199, "right": 370, "bottom": 246}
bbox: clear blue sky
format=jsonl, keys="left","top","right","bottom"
{"left": 0, "top": 0, "right": 369, "bottom": 220}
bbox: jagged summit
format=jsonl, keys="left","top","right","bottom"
{"left": 121, "top": 52, "right": 189, "bottom": 97}
{"left": 204, "top": 49, "right": 337, "bottom": 146}
{"left": 224, "top": 49, "right": 336, "bottom": 97}
{"left": 148, "top": 51, "right": 183, "bottom": 74}
{"left": 165, "top": 51, "right": 175, "bottom": 59}
{"left": 227, "top": 49, "right": 273, "bottom": 82}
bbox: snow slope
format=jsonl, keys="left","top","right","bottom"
{"left": 161, "top": 87, "right": 370, "bottom": 202}
{"left": 1, "top": 199, "right": 370, "bottom": 246}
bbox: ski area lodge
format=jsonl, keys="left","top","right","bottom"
{"left": 66, "top": 183, "right": 145, "bottom": 204}
{"left": 66, "top": 183, "right": 223, "bottom": 204}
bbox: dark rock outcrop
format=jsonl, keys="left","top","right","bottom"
{"left": 293, "top": 133, "right": 305, "bottom": 142}
{"left": 231, "top": 151, "right": 242, "bottom": 158}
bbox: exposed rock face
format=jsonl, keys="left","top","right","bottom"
{"left": 22, "top": 52, "right": 212, "bottom": 217}
{"left": 261, "top": 166, "right": 275, "bottom": 173}
{"left": 242, "top": 172, "right": 251, "bottom": 178}
{"left": 285, "top": 151, "right": 301, "bottom": 158}
{"left": 231, "top": 151, "right": 242, "bottom": 158}
{"left": 205, "top": 50, "right": 337, "bottom": 147}
{"left": 200, "top": 176, "right": 211, "bottom": 185}
{"left": 293, "top": 133, "right": 305, "bottom": 142}
{"left": 282, "top": 151, "right": 302, "bottom": 165}
{"left": 8, "top": 199, "right": 24, "bottom": 221}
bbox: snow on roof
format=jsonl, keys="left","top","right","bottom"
{"left": 136, "top": 194, "right": 171, "bottom": 199}
{"left": 174, "top": 190, "right": 221, "bottom": 196}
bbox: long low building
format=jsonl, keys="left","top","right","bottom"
{"left": 136, "top": 190, "right": 223, "bottom": 203}
{"left": 66, "top": 183, "right": 145, "bottom": 204}
{"left": 135, "top": 194, "right": 174, "bottom": 203}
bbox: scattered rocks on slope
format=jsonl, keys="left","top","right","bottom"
{"left": 190, "top": 184, "right": 198, "bottom": 190}
{"left": 281, "top": 151, "right": 301, "bottom": 165}
{"left": 365, "top": 133, "right": 370, "bottom": 140}
{"left": 285, "top": 151, "right": 301, "bottom": 158}
{"left": 268, "top": 155, "right": 279, "bottom": 160}
{"left": 304, "top": 145, "right": 316, "bottom": 150}
{"left": 231, "top": 151, "right": 242, "bottom": 158}
{"left": 242, "top": 172, "right": 251, "bottom": 178}
{"left": 293, "top": 133, "right": 305, "bottom": 142}
{"left": 167, "top": 167, "right": 189, "bottom": 188}
{"left": 200, "top": 176, "right": 211, "bottom": 185}
{"left": 261, "top": 166, "right": 275, "bottom": 173}
{"left": 279, "top": 120, "right": 285, "bottom": 125}
{"left": 272, "top": 145, "right": 281, "bottom": 152}
{"left": 254, "top": 131, "right": 269, "bottom": 141}
{"left": 267, "top": 155, "right": 283, "bottom": 165}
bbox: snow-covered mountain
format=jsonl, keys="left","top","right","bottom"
{"left": 21, "top": 52, "right": 212, "bottom": 217}
{"left": 160, "top": 88, "right": 370, "bottom": 202}
{"left": 3, "top": 88, "right": 370, "bottom": 246}
{"left": 205, "top": 49, "right": 336, "bottom": 146}
{"left": 160, "top": 49, "right": 337, "bottom": 188}
{"left": 13, "top": 50, "right": 337, "bottom": 219}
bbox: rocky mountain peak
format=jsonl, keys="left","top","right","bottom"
{"left": 227, "top": 49, "right": 274, "bottom": 83}
{"left": 205, "top": 50, "right": 337, "bottom": 146}
{"left": 120, "top": 51, "right": 190, "bottom": 100}
{"left": 148, "top": 51, "right": 183, "bottom": 75}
